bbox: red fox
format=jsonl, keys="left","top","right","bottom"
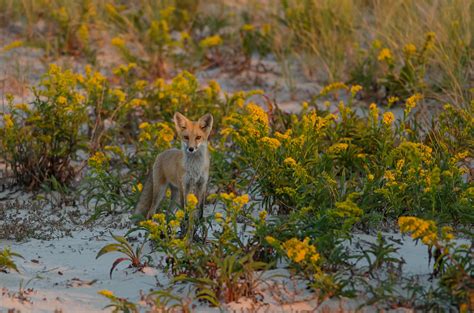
{"left": 134, "top": 112, "right": 213, "bottom": 219}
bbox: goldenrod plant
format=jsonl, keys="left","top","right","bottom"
{"left": 0, "top": 247, "right": 23, "bottom": 273}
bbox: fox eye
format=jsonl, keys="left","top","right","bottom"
{"left": 184, "top": 136, "right": 189, "bottom": 140}
{"left": 196, "top": 136, "right": 201, "bottom": 140}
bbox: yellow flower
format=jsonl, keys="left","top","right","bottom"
{"left": 387, "top": 96, "right": 399, "bottom": 107}
{"left": 1, "top": 40, "right": 23, "bottom": 52}
{"left": 199, "top": 35, "right": 222, "bottom": 48}
{"left": 139, "top": 122, "right": 150, "bottom": 129}
{"left": 111, "top": 37, "right": 125, "bottom": 48}
{"left": 176, "top": 210, "right": 185, "bottom": 220}
{"left": 398, "top": 216, "right": 438, "bottom": 246}
{"left": 112, "top": 89, "right": 126, "bottom": 102}
{"left": 350, "top": 85, "right": 362, "bottom": 96}
{"left": 220, "top": 192, "right": 235, "bottom": 202}
{"left": 328, "top": 143, "right": 348, "bottom": 154}
{"left": 241, "top": 24, "right": 255, "bottom": 32}
{"left": 215, "top": 212, "right": 224, "bottom": 223}
{"left": 3, "top": 114, "right": 14, "bottom": 129}
{"left": 384, "top": 170, "right": 396, "bottom": 181}
{"left": 152, "top": 213, "right": 166, "bottom": 224}
{"left": 187, "top": 193, "right": 198, "bottom": 208}
{"left": 246, "top": 103, "right": 269, "bottom": 128}
{"left": 284, "top": 157, "right": 297, "bottom": 167}
{"left": 265, "top": 236, "right": 278, "bottom": 246}
{"left": 98, "top": 289, "right": 114, "bottom": 298}
{"left": 259, "top": 210, "right": 267, "bottom": 221}
{"left": 282, "top": 237, "right": 319, "bottom": 265}
{"left": 169, "top": 220, "right": 180, "bottom": 229}
{"left": 234, "top": 194, "right": 250, "bottom": 207}
{"left": 260, "top": 137, "right": 281, "bottom": 150}
{"left": 113, "top": 63, "right": 137, "bottom": 76}
{"left": 403, "top": 43, "right": 417, "bottom": 56}
{"left": 405, "top": 93, "right": 423, "bottom": 113}
{"left": 368, "top": 174, "right": 375, "bottom": 181}
{"left": 57, "top": 96, "right": 67, "bottom": 105}
{"left": 275, "top": 129, "right": 292, "bottom": 141}
{"left": 425, "top": 32, "right": 436, "bottom": 50}
{"left": 372, "top": 39, "right": 382, "bottom": 49}
{"left": 320, "top": 82, "right": 348, "bottom": 95}
{"left": 382, "top": 112, "right": 395, "bottom": 125}
{"left": 378, "top": 48, "right": 393, "bottom": 62}
{"left": 441, "top": 226, "right": 454, "bottom": 242}
{"left": 88, "top": 151, "right": 108, "bottom": 167}
{"left": 132, "top": 183, "right": 143, "bottom": 193}
{"left": 369, "top": 103, "right": 379, "bottom": 121}
{"left": 310, "top": 254, "right": 320, "bottom": 264}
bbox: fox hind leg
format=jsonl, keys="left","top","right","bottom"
{"left": 169, "top": 185, "right": 180, "bottom": 211}
{"left": 149, "top": 181, "right": 167, "bottom": 219}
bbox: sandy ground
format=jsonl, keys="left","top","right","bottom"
{"left": 1, "top": 192, "right": 467, "bottom": 313}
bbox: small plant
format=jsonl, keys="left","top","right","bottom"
{"left": 0, "top": 65, "right": 88, "bottom": 189}
{"left": 98, "top": 289, "right": 138, "bottom": 313}
{"left": 399, "top": 216, "right": 474, "bottom": 310}
{"left": 177, "top": 250, "right": 269, "bottom": 306}
{"left": 0, "top": 247, "right": 23, "bottom": 273}
{"left": 96, "top": 233, "right": 148, "bottom": 278}
{"left": 353, "top": 233, "right": 402, "bottom": 278}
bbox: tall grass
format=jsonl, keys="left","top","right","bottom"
{"left": 269, "top": 0, "right": 471, "bottom": 104}
{"left": 1, "top": 0, "right": 471, "bottom": 105}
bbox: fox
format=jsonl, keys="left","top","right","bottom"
{"left": 134, "top": 112, "right": 213, "bottom": 219}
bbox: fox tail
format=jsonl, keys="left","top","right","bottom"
{"left": 134, "top": 171, "right": 153, "bottom": 216}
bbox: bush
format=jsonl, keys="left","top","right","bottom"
{"left": 0, "top": 65, "right": 88, "bottom": 189}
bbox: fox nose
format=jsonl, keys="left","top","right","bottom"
{"left": 188, "top": 147, "right": 195, "bottom": 153}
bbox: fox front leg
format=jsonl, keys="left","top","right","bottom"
{"left": 196, "top": 178, "right": 207, "bottom": 220}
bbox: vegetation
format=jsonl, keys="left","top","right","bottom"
{"left": 0, "top": 0, "right": 472, "bottom": 311}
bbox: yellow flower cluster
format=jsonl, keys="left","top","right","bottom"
{"left": 403, "top": 43, "right": 417, "bottom": 56}
{"left": 199, "top": 35, "right": 222, "bottom": 48}
{"left": 387, "top": 96, "right": 399, "bottom": 107}
{"left": 1, "top": 40, "right": 23, "bottom": 52}
{"left": 113, "top": 63, "right": 137, "bottom": 76}
{"left": 260, "top": 137, "right": 281, "bottom": 150}
{"left": 218, "top": 192, "right": 250, "bottom": 210}
{"left": 383, "top": 111, "right": 395, "bottom": 125}
{"left": 246, "top": 103, "right": 269, "bottom": 128}
{"left": 395, "top": 141, "right": 433, "bottom": 165}
{"left": 369, "top": 103, "right": 379, "bottom": 121}
{"left": 176, "top": 209, "right": 185, "bottom": 220}
{"left": 320, "top": 82, "right": 348, "bottom": 96}
{"left": 3, "top": 114, "right": 14, "bottom": 129}
{"left": 241, "top": 24, "right": 255, "bottom": 32}
{"left": 327, "top": 143, "right": 348, "bottom": 155}
{"left": 132, "top": 183, "right": 143, "bottom": 193}
{"left": 398, "top": 216, "right": 438, "bottom": 245}
{"left": 378, "top": 48, "right": 393, "bottom": 62}
{"left": 284, "top": 157, "right": 297, "bottom": 167}
{"left": 282, "top": 237, "right": 320, "bottom": 264}
{"left": 405, "top": 93, "right": 423, "bottom": 115}
{"left": 111, "top": 37, "right": 125, "bottom": 48}
{"left": 334, "top": 197, "right": 363, "bottom": 218}
{"left": 275, "top": 129, "right": 292, "bottom": 141}
{"left": 186, "top": 193, "right": 198, "bottom": 208}
{"left": 98, "top": 289, "right": 115, "bottom": 298}
{"left": 88, "top": 151, "right": 109, "bottom": 167}
{"left": 258, "top": 210, "right": 267, "bottom": 221}
{"left": 350, "top": 85, "right": 362, "bottom": 96}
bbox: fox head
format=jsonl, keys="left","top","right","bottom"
{"left": 173, "top": 112, "right": 213, "bottom": 154}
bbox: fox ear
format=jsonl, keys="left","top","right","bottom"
{"left": 198, "top": 113, "right": 213, "bottom": 134}
{"left": 174, "top": 112, "right": 188, "bottom": 132}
